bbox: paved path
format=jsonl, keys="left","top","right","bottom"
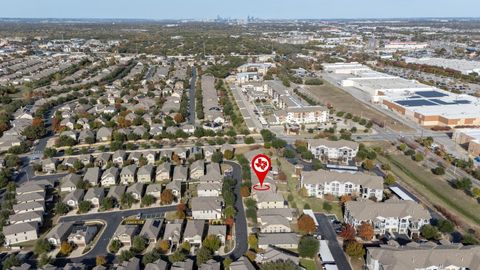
{"left": 188, "top": 67, "right": 197, "bottom": 125}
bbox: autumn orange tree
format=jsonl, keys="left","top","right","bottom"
{"left": 357, "top": 222, "right": 374, "bottom": 241}
{"left": 160, "top": 189, "right": 174, "bottom": 205}
{"left": 339, "top": 224, "right": 356, "bottom": 240}
{"left": 345, "top": 240, "right": 365, "bottom": 258}
{"left": 340, "top": 195, "right": 353, "bottom": 205}
{"left": 96, "top": 256, "right": 107, "bottom": 266}
{"left": 174, "top": 113, "right": 184, "bottom": 124}
{"left": 240, "top": 185, "right": 251, "bottom": 197}
{"left": 297, "top": 214, "right": 316, "bottom": 234}
{"left": 59, "top": 241, "right": 74, "bottom": 255}
{"left": 157, "top": 240, "right": 170, "bottom": 253}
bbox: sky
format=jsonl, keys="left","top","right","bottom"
{"left": 1, "top": 0, "right": 480, "bottom": 20}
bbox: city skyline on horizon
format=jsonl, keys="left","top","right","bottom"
{"left": 1, "top": 0, "right": 480, "bottom": 20}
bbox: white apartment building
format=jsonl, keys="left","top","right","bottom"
{"left": 307, "top": 139, "right": 359, "bottom": 164}
{"left": 366, "top": 244, "right": 480, "bottom": 270}
{"left": 344, "top": 199, "right": 431, "bottom": 238}
{"left": 301, "top": 170, "right": 383, "bottom": 201}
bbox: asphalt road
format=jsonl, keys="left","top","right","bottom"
{"left": 54, "top": 205, "right": 177, "bottom": 266}
{"left": 188, "top": 67, "right": 196, "bottom": 125}
{"left": 315, "top": 213, "right": 352, "bottom": 270}
{"left": 223, "top": 161, "right": 248, "bottom": 261}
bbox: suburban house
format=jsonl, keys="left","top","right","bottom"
{"left": 189, "top": 160, "right": 205, "bottom": 180}
{"left": 45, "top": 221, "right": 74, "bottom": 246}
{"left": 126, "top": 183, "right": 144, "bottom": 201}
{"left": 95, "top": 153, "right": 111, "bottom": 168}
{"left": 42, "top": 158, "right": 58, "bottom": 173}
{"left": 207, "top": 225, "right": 227, "bottom": 246}
{"left": 300, "top": 170, "right": 384, "bottom": 201}
{"left": 197, "top": 182, "right": 222, "bottom": 197}
{"left": 13, "top": 201, "right": 45, "bottom": 214}
{"left": 230, "top": 257, "right": 256, "bottom": 270}
{"left": 67, "top": 225, "right": 98, "bottom": 246}
{"left": 4, "top": 222, "right": 39, "bottom": 246}
{"left": 163, "top": 222, "right": 183, "bottom": 250}
{"left": 166, "top": 180, "right": 182, "bottom": 198}
{"left": 307, "top": 138, "right": 359, "bottom": 164}
{"left": 204, "top": 146, "right": 216, "bottom": 162}
{"left": 155, "top": 162, "right": 171, "bottom": 181}
{"left": 16, "top": 191, "right": 45, "bottom": 204}
{"left": 191, "top": 196, "right": 223, "bottom": 220}
{"left": 101, "top": 167, "right": 119, "bottom": 186}
{"left": 145, "top": 259, "right": 169, "bottom": 270}
{"left": 137, "top": 164, "right": 154, "bottom": 183}
{"left": 117, "top": 257, "right": 141, "bottom": 270}
{"left": 120, "top": 164, "right": 137, "bottom": 184}
{"left": 63, "top": 189, "right": 85, "bottom": 208}
{"left": 9, "top": 211, "right": 44, "bottom": 226}
{"left": 113, "top": 224, "right": 140, "bottom": 246}
{"left": 60, "top": 174, "right": 82, "bottom": 192}
{"left": 107, "top": 185, "right": 127, "bottom": 204}
{"left": 255, "top": 190, "right": 286, "bottom": 209}
{"left": 258, "top": 233, "right": 300, "bottom": 250}
{"left": 112, "top": 150, "right": 127, "bottom": 166}
{"left": 183, "top": 219, "right": 205, "bottom": 246}
{"left": 96, "top": 127, "right": 112, "bottom": 142}
{"left": 144, "top": 151, "right": 157, "bottom": 165}
{"left": 16, "top": 183, "right": 44, "bottom": 196}
{"left": 84, "top": 187, "right": 105, "bottom": 208}
{"left": 172, "top": 166, "right": 188, "bottom": 182}
{"left": 344, "top": 198, "right": 431, "bottom": 238}
{"left": 145, "top": 183, "right": 162, "bottom": 199}
{"left": 257, "top": 215, "right": 292, "bottom": 233}
{"left": 139, "top": 219, "right": 163, "bottom": 243}
{"left": 255, "top": 247, "right": 300, "bottom": 265}
{"left": 83, "top": 167, "right": 101, "bottom": 186}
{"left": 257, "top": 208, "right": 294, "bottom": 222}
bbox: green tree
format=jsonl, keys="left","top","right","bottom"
{"left": 101, "top": 197, "right": 115, "bottom": 211}
{"left": 421, "top": 224, "right": 440, "bottom": 240}
{"left": 413, "top": 152, "right": 424, "bottom": 162}
{"left": 34, "top": 238, "right": 52, "bottom": 256}
{"left": 437, "top": 219, "right": 455, "bottom": 234}
{"left": 298, "top": 235, "right": 319, "bottom": 258}
{"left": 43, "top": 147, "right": 57, "bottom": 158}
{"left": 55, "top": 202, "right": 70, "bottom": 215}
{"left": 196, "top": 246, "right": 213, "bottom": 265}
{"left": 323, "top": 201, "right": 332, "bottom": 211}
{"left": 453, "top": 177, "right": 472, "bottom": 191}
{"left": 121, "top": 192, "right": 136, "bottom": 208}
{"left": 203, "top": 235, "right": 221, "bottom": 252}
{"left": 118, "top": 250, "right": 134, "bottom": 262}
{"left": 78, "top": 201, "right": 92, "bottom": 214}
{"left": 260, "top": 260, "right": 299, "bottom": 270}
{"left": 432, "top": 166, "right": 445, "bottom": 175}
{"left": 2, "top": 254, "right": 20, "bottom": 270}
{"left": 141, "top": 194, "right": 156, "bottom": 207}
{"left": 384, "top": 173, "right": 396, "bottom": 185}
{"left": 109, "top": 239, "right": 122, "bottom": 253}
{"left": 244, "top": 136, "right": 255, "bottom": 144}
{"left": 132, "top": 236, "right": 147, "bottom": 253}
{"left": 211, "top": 151, "right": 223, "bottom": 163}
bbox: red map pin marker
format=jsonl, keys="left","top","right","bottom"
{"left": 251, "top": 154, "right": 271, "bottom": 190}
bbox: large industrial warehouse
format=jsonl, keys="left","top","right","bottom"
{"left": 325, "top": 62, "right": 480, "bottom": 127}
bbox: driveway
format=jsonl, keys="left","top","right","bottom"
{"left": 315, "top": 213, "right": 352, "bottom": 270}
{"left": 53, "top": 205, "right": 176, "bottom": 266}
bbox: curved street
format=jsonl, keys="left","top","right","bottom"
{"left": 52, "top": 160, "right": 247, "bottom": 266}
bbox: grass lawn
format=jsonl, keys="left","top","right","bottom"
{"left": 380, "top": 153, "right": 480, "bottom": 229}
{"left": 300, "top": 258, "right": 317, "bottom": 270}
{"left": 278, "top": 156, "right": 343, "bottom": 220}
{"left": 304, "top": 81, "right": 412, "bottom": 132}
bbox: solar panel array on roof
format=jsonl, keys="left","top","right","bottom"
{"left": 454, "top": 100, "right": 471, "bottom": 104}
{"left": 395, "top": 99, "right": 437, "bottom": 107}
{"left": 416, "top": 91, "right": 448, "bottom": 98}
{"left": 429, "top": 99, "right": 454, "bottom": 105}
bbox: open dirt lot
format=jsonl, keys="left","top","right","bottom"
{"left": 304, "top": 82, "right": 413, "bottom": 132}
